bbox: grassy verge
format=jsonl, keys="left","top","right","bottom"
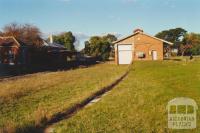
{"left": 0, "top": 62, "right": 128, "bottom": 132}
{"left": 54, "top": 58, "right": 200, "bottom": 133}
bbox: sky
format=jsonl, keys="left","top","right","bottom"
{"left": 0, "top": 0, "right": 200, "bottom": 49}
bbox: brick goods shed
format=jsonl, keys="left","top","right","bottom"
{"left": 114, "top": 29, "right": 173, "bottom": 65}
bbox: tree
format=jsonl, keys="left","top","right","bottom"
{"left": 179, "top": 44, "right": 193, "bottom": 56}
{"left": 155, "top": 28, "right": 187, "bottom": 54}
{"left": 84, "top": 41, "right": 91, "bottom": 55}
{"left": 84, "top": 34, "right": 117, "bottom": 61}
{"left": 52, "top": 32, "right": 75, "bottom": 51}
{"left": 103, "top": 34, "right": 117, "bottom": 43}
{"left": 181, "top": 33, "right": 200, "bottom": 56}
{"left": 2, "top": 23, "right": 43, "bottom": 47}
{"left": 103, "top": 34, "right": 117, "bottom": 57}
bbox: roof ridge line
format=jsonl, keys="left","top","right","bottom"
{"left": 113, "top": 32, "right": 173, "bottom": 45}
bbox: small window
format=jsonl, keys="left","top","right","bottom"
{"left": 137, "top": 52, "right": 146, "bottom": 58}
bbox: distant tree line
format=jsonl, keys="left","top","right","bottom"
{"left": 155, "top": 28, "right": 200, "bottom": 56}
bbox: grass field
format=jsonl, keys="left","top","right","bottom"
{"left": 54, "top": 58, "right": 200, "bottom": 133}
{"left": 0, "top": 63, "right": 128, "bottom": 132}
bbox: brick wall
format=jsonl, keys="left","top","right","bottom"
{"left": 134, "top": 34, "right": 163, "bottom": 60}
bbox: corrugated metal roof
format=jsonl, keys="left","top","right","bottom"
{"left": 43, "top": 41, "right": 65, "bottom": 48}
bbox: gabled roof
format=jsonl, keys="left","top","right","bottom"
{"left": 113, "top": 31, "right": 173, "bottom": 45}
{"left": 0, "top": 36, "right": 21, "bottom": 47}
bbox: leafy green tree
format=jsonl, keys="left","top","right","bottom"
{"left": 103, "top": 34, "right": 117, "bottom": 43}
{"left": 190, "top": 45, "right": 200, "bottom": 55}
{"left": 155, "top": 28, "right": 187, "bottom": 54}
{"left": 53, "top": 32, "right": 75, "bottom": 51}
{"left": 182, "top": 33, "right": 200, "bottom": 55}
{"left": 84, "top": 41, "right": 91, "bottom": 54}
{"left": 84, "top": 34, "right": 117, "bottom": 61}
{"left": 103, "top": 34, "right": 117, "bottom": 57}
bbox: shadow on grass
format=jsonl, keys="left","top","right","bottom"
{"left": 171, "top": 59, "right": 182, "bottom": 61}
{"left": 16, "top": 125, "right": 43, "bottom": 133}
{"left": 164, "top": 58, "right": 182, "bottom": 61}
{"left": 1, "top": 123, "right": 43, "bottom": 133}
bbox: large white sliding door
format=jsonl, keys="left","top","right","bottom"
{"left": 118, "top": 44, "right": 132, "bottom": 64}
